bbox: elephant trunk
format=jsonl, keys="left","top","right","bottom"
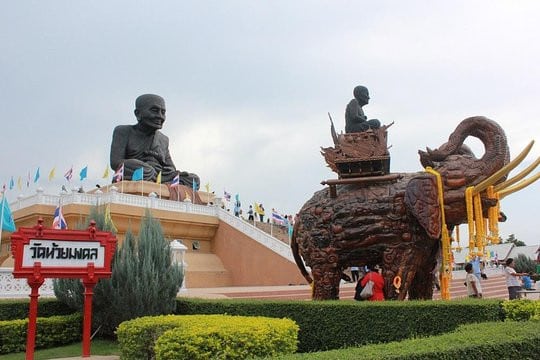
{"left": 419, "top": 116, "right": 510, "bottom": 181}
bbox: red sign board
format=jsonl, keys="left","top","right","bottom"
{"left": 10, "top": 219, "right": 117, "bottom": 360}
{"left": 12, "top": 220, "right": 116, "bottom": 279}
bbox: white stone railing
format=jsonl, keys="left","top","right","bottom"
{"left": 10, "top": 189, "right": 219, "bottom": 217}
{"left": 0, "top": 268, "right": 55, "bottom": 298}
{"left": 217, "top": 208, "right": 295, "bottom": 262}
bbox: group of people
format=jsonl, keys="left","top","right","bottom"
{"left": 465, "top": 257, "right": 534, "bottom": 300}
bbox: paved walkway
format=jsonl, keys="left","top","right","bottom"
{"left": 178, "top": 269, "right": 516, "bottom": 301}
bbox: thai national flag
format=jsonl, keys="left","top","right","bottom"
{"left": 64, "top": 167, "right": 73, "bottom": 182}
{"left": 52, "top": 205, "right": 68, "bottom": 229}
{"left": 170, "top": 173, "right": 180, "bottom": 187}
{"left": 113, "top": 163, "right": 124, "bottom": 183}
{"left": 272, "top": 211, "right": 286, "bottom": 225}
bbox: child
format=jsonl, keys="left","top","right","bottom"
{"left": 465, "top": 263, "right": 482, "bottom": 298}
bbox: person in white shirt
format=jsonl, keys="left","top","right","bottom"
{"left": 465, "top": 263, "right": 482, "bottom": 298}
{"left": 504, "top": 258, "right": 527, "bottom": 300}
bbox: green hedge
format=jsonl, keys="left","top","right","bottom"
{"left": 176, "top": 298, "right": 504, "bottom": 353}
{"left": 502, "top": 299, "right": 540, "bottom": 321}
{"left": 117, "top": 314, "right": 298, "bottom": 360}
{"left": 0, "top": 299, "right": 75, "bottom": 321}
{"left": 0, "top": 313, "right": 82, "bottom": 354}
{"left": 277, "top": 320, "right": 540, "bottom": 359}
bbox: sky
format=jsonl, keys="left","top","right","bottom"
{"left": 1, "top": 1, "right": 539, "bottom": 246}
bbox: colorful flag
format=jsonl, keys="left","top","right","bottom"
{"left": 26, "top": 172, "right": 31, "bottom": 187}
{"left": 113, "top": 163, "right": 124, "bottom": 182}
{"left": 64, "top": 167, "right": 73, "bottom": 181}
{"left": 131, "top": 167, "right": 144, "bottom": 181}
{"left": 192, "top": 179, "right": 198, "bottom": 194}
{"left": 34, "top": 168, "right": 40, "bottom": 183}
{"left": 271, "top": 210, "right": 286, "bottom": 225}
{"left": 102, "top": 166, "right": 110, "bottom": 179}
{"left": 170, "top": 173, "right": 180, "bottom": 187}
{"left": 204, "top": 182, "right": 210, "bottom": 193}
{"left": 156, "top": 171, "right": 162, "bottom": 184}
{"left": 104, "top": 204, "right": 117, "bottom": 233}
{"left": 52, "top": 205, "right": 67, "bottom": 229}
{"left": 9, "top": 176, "right": 14, "bottom": 190}
{"left": 48, "top": 167, "right": 56, "bottom": 181}
{"left": 1, "top": 195, "right": 16, "bottom": 232}
{"left": 224, "top": 190, "right": 231, "bottom": 202}
{"left": 17, "top": 176, "right": 22, "bottom": 190}
{"left": 79, "top": 166, "right": 88, "bottom": 181}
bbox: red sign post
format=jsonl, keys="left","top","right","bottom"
{"left": 11, "top": 218, "right": 117, "bottom": 359}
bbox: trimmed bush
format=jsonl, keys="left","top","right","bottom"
{"left": 277, "top": 320, "right": 540, "bottom": 359}
{"left": 0, "top": 313, "right": 82, "bottom": 354}
{"left": 0, "top": 299, "right": 75, "bottom": 321}
{"left": 154, "top": 315, "right": 298, "bottom": 359}
{"left": 502, "top": 299, "right": 540, "bottom": 321}
{"left": 117, "top": 314, "right": 298, "bottom": 360}
{"left": 176, "top": 298, "right": 504, "bottom": 352}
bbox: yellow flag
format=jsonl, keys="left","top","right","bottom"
{"left": 104, "top": 204, "right": 118, "bottom": 233}
{"left": 17, "top": 176, "right": 22, "bottom": 190}
{"left": 48, "top": 167, "right": 56, "bottom": 181}
{"left": 102, "top": 166, "right": 110, "bottom": 179}
{"left": 184, "top": 190, "right": 191, "bottom": 202}
{"left": 156, "top": 171, "right": 162, "bottom": 184}
{"left": 204, "top": 182, "right": 210, "bottom": 193}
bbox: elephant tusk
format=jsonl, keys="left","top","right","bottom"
{"left": 499, "top": 172, "right": 540, "bottom": 199}
{"left": 472, "top": 140, "right": 535, "bottom": 195}
{"left": 494, "top": 155, "right": 540, "bottom": 192}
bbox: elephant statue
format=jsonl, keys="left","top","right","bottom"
{"left": 292, "top": 116, "right": 536, "bottom": 300}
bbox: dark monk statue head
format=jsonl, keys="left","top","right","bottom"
{"left": 353, "top": 85, "right": 370, "bottom": 106}
{"left": 134, "top": 94, "right": 166, "bottom": 132}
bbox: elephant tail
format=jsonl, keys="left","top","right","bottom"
{"left": 291, "top": 222, "right": 313, "bottom": 284}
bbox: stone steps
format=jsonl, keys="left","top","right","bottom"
{"left": 219, "top": 274, "right": 512, "bottom": 301}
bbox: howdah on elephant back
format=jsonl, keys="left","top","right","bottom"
{"left": 292, "top": 116, "right": 538, "bottom": 300}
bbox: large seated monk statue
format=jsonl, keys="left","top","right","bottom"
{"left": 345, "top": 85, "right": 381, "bottom": 133}
{"left": 110, "top": 94, "right": 201, "bottom": 202}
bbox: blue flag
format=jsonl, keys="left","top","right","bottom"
{"left": 34, "top": 167, "right": 40, "bottom": 183}
{"left": 132, "top": 167, "right": 144, "bottom": 181}
{"left": 79, "top": 166, "right": 88, "bottom": 181}
{"left": 9, "top": 176, "right": 14, "bottom": 190}
{"left": 1, "top": 196, "right": 16, "bottom": 232}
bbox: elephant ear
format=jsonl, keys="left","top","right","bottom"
{"left": 404, "top": 174, "right": 441, "bottom": 239}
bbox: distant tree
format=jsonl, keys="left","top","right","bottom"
{"left": 54, "top": 207, "right": 183, "bottom": 337}
{"left": 504, "top": 234, "right": 526, "bottom": 247}
{"left": 513, "top": 254, "right": 536, "bottom": 274}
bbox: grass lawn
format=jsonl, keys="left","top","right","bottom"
{"left": 0, "top": 339, "right": 119, "bottom": 360}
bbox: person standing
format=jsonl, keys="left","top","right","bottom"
{"left": 258, "top": 204, "right": 265, "bottom": 222}
{"left": 465, "top": 263, "right": 482, "bottom": 298}
{"left": 360, "top": 264, "right": 385, "bottom": 301}
{"left": 247, "top": 205, "right": 255, "bottom": 221}
{"left": 504, "top": 258, "right": 527, "bottom": 300}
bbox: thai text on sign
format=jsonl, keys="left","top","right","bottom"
{"left": 22, "top": 240, "right": 105, "bottom": 268}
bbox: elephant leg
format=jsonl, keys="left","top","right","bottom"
{"left": 408, "top": 264, "right": 435, "bottom": 300}
{"left": 408, "top": 244, "right": 438, "bottom": 300}
{"left": 311, "top": 263, "right": 342, "bottom": 300}
{"left": 383, "top": 244, "right": 426, "bottom": 300}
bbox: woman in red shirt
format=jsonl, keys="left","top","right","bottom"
{"left": 360, "top": 265, "right": 385, "bottom": 301}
